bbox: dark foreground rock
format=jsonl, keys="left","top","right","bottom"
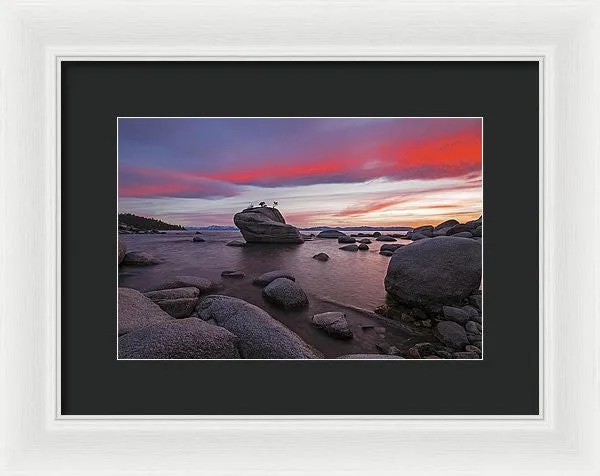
{"left": 442, "top": 306, "right": 471, "bottom": 326}
{"left": 118, "top": 318, "right": 241, "bottom": 359}
{"left": 311, "top": 312, "right": 353, "bottom": 339}
{"left": 262, "top": 278, "right": 309, "bottom": 308}
{"left": 143, "top": 287, "right": 199, "bottom": 318}
{"left": 197, "top": 295, "right": 319, "bottom": 358}
{"left": 233, "top": 206, "right": 303, "bottom": 243}
{"left": 118, "top": 287, "right": 173, "bottom": 336}
{"left": 384, "top": 236, "right": 482, "bottom": 311}
{"left": 379, "top": 250, "right": 394, "bottom": 256}
{"left": 122, "top": 251, "right": 161, "bottom": 266}
{"left": 253, "top": 270, "right": 295, "bottom": 286}
{"left": 433, "top": 321, "right": 469, "bottom": 350}
{"left": 317, "top": 230, "right": 347, "bottom": 239}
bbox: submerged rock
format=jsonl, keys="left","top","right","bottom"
{"left": 311, "top": 312, "right": 353, "bottom": 339}
{"left": 317, "top": 230, "right": 347, "bottom": 239}
{"left": 221, "top": 270, "right": 245, "bottom": 278}
{"left": 358, "top": 243, "right": 369, "bottom": 250}
{"left": 379, "top": 250, "right": 394, "bottom": 256}
{"left": 226, "top": 240, "right": 246, "bottom": 247}
{"left": 233, "top": 206, "right": 303, "bottom": 243}
{"left": 339, "top": 244, "right": 359, "bottom": 251}
{"left": 122, "top": 251, "right": 161, "bottom": 266}
{"left": 376, "top": 236, "right": 397, "bottom": 242}
{"left": 262, "top": 278, "right": 309, "bottom": 308}
{"left": 147, "top": 276, "right": 219, "bottom": 294}
{"left": 118, "top": 318, "right": 241, "bottom": 359}
{"left": 359, "top": 238, "right": 372, "bottom": 244}
{"left": 253, "top": 270, "right": 295, "bottom": 287}
{"left": 192, "top": 236, "right": 205, "bottom": 242}
{"left": 312, "top": 252, "right": 330, "bottom": 261}
{"left": 380, "top": 243, "right": 404, "bottom": 252}
{"left": 384, "top": 237, "right": 482, "bottom": 312}
{"left": 118, "top": 287, "right": 173, "bottom": 336}
{"left": 197, "top": 295, "right": 318, "bottom": 358}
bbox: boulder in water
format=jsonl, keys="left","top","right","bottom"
{"left": 253, "top": 270, "right": 295, "bottom": 287}
{"left": 311, "top": 312, "right": 353, "bottom": 339}
{"left": 226, "top": 240, "right": 246, "bottom": 247}
{"left": 317, "top": 230, "right": 347, "bottom": 239}
{"left": 313, "top": 252, "right": 330, "bottom": 261}
{"left": 358, "top": 243, "right": 369, "bottom": 250}
{"left": 192, "top": 236, "right": 205, "bottom": 242}
{"left": 380, "top": 243, "right": 404, "bottom": 252}
{"left": 384, "top": 236, "right": 482, "bottom": 312}
{"left": 122, "top": 251, "right": 161, "bottom": 266}
{"left": 338, "top": 236, "right": 356, "bottom": 243}
{"left": 376, "top": 236, "right": 397, "bottom": 242}
{"left": 233, "top": 206, "right": 303, "bottom": 243}
{"left": 339, "top": 244, "right": 359, "bottom": 251}
{"left": 262, "top": 278, "right": 309, "bottom": 309}
{"left": 147, "top": 276, "right": 220, "bottom": 294}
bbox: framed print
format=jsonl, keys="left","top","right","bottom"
{"left": 1, "top": 1, "right": 599, "bottom": 475}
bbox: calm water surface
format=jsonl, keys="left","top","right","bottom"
{"left": 119, "top": 230, "right": 431, "bottom": 357}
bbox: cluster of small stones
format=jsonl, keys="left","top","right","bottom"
{"left": 374, "top": 291, "right": 483, "bottom": 359}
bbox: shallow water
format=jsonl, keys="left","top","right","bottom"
{"left": 119, "top": 230, "right": 431, "bottom": 357}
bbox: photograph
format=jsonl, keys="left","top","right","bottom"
{"left": 117, "top": 117, "right": 483, "bottom": 360}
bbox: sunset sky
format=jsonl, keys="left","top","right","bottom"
{"left": 118, "top": 118, "right": 482, "bottom": 228}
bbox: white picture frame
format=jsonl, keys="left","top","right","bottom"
{"left": 1, "top": 1, "right": 599, "bottom": 474}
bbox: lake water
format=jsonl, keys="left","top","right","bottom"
{"left": 119, "top": 230, "right": 432, "bottom": 357}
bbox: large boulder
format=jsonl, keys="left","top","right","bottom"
{"left": 118, "top": 287, "right": 173, "bottom": 336}
{"left": 118, "top": 318, "right": 241, "bottom": 359}
{"left": 262, "top": 278, "right": 309, "bottom": 308}
{"left": 147, "top": 276, "right": 219, "bottom": 294}
{"left": 317, "top": 230, "right": 347, "bottom": 239}
{"left": 143, "top": 287, "right": 199, "bottom": 318}
{"left": 311, "top": 312, "right": 353, "bottom": 339}
{"left": 122, "top": 251, "right": 161, "bottom": 266}
{"left": 197, "top": 295, "right": 319, "bottom": 358}
{"left": 118, "top": 237, "right": 127, "bottom": 265}
{"left": 253, "top": 270, "right": 295, "bottom": 286}
{"left": 384, "top": 237, "right": 482, "bottom": 311}
{"left": 233, "top": 206, "right": 303, "bottom": 243}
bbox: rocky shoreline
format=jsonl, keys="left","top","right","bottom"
{"left": 118, "top": 207, "right": 483, "bottom": 359}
